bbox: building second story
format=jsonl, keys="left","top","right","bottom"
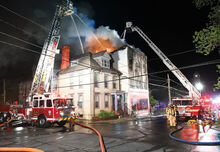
{"left": 111, "top": 45, "right": 148, "bottom": 92}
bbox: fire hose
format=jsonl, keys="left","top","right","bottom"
{"left": 75, "top": 122, "right": 107, "bottom": 152}
{"left": 169, "top": 125, "right": 220, "bottom": 145}
{"left": 0, "top": 117, "right": 14, "bottom": 127}
{"left": 0, "top": 147, "right": 44, "bottom": 152}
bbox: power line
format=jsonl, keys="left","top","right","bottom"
{"left": 0, "top": 31, "right": 42, "bottom": 49}
{"left": 0, "top": 18, "right": 35, "bottom": 37}
{"left": 148, "top": 49, "right": 195, "bottom": 62}
{"left": 0, "top": 4, "right": 49, "bottom": 31}
{"left": 0, "top": 40, "right": 41, "bottom": 55}
{"left": 149, "top": 73, "right": 189, "bottom": 87}
{"left": 149, "top": 83, "right": 187, "bottom": 94}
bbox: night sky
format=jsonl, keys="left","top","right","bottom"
{"left": 0, "top": 0, "right": 219, "bottom": 101}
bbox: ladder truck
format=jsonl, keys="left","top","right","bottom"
{"left": 0, "top": 0, "right": 78, "bottom": 128}
{"left": 124, "top": 22, "right": 202, "bottom": 119}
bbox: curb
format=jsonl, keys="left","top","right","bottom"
{"left": 76, "top": 115, "right": 163, "bottom": 124}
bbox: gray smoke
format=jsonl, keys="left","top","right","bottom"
{"left": 92, "top": 26, "right": 125, "bottom": 48}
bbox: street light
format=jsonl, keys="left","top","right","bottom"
{"left": 195, "top": 82, "right": 203, "bottom": 92}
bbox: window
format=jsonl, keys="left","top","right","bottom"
{"left": 113, "top": 76, "right": 116, "bottom": 89}
{"left": 40, "top": 100, "right": 45, "bottom": 107}
{"left": 95, "top": 94, "right": 99, "bottom": 108}
{"left": 132, "top": 99, "right": 148, "bottom": 111}
{"left": 137, "top": 99, "right": 148, "bottom": 110}
{"left": 94, "top": 72, "right": 99, "bottom": 87}
{"left": 104, "top": 74, "right": 108, "bottom": 88}
{"left": 33, "top": 100, "right": 38, "bottom": 107}
{"left": 46, "top": 100, "right": 52, "bottom": 107}
{"left": 104, "top": 94, "right": 109, "bottom": 108}
{"left": 102, "top": 59, "right": 109, "bottom": 68}
{"left": 78, "top": 94, "right": 83, "bottom": 108}
{"left": 128, "top": 57, "right": 133, "bottom": 70}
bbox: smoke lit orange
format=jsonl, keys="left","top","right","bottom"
{"left": 85, "top": 36, "right": 116, "bottom": 54}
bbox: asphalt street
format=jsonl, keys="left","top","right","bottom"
{"left": 0, "top": 117, "right": 219, "bottom": 152}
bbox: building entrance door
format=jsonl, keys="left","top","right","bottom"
{"left": 112, "top": 95, "right": 116, "bottom": 111}
{"left": 111, "top": 93, "right": 124, "bottom": 112}
{"left": 117, "top": 95, "right": 122, "bottom": 111}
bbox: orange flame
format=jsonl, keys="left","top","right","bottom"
{"left": 85, "top": 36, "right": 116, "bottom": 54}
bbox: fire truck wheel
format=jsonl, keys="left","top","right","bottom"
{"left": 57, "top": 121, "right": 67, "bottom": 127}
{"left": 38, "top": 115, "right": 50, "bottom": 128}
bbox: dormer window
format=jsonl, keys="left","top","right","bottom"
{"left": 102, "top": 59, "right": 110, "bottom": 68}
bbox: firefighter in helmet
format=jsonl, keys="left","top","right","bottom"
{"left": 169, "top": 105, "right": 177, "bottom": 126}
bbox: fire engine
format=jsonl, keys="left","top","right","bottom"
{"left": 172, "top": 96, "right": 201, "bottom": 120}
{"left": 0, "top": 0, "right": 78, "bottom": 127}
{"left": 124, "top": 22, "right": 205, "bottom": 120}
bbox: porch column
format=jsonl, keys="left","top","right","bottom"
{"left": 115, "top": 94, "right": 117, "bottom": 111}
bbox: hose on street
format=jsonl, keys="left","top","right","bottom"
{"left": 75, "top": 122, "right": 107, "bottom": 152}
{"left": 169, "top": 125, "right": 220, "bottom": 145}
{"left": 0, "top": 117, "right": 14, "bottom": 127}
{"left": 0, "top": 147, "right": 44, "bottom": 152}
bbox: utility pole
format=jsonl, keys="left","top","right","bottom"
{"left": 167, "top": 74, "right": 171, "bottom": 105}
{"left": 3, "top": 79, "right": 6, "bottom": 104}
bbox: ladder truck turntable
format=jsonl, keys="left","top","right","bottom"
{"left": 0, "top": 0, "right": 78, "bottom": 128}
{"left": 124, "top": 22, "right": 205, "bottom": 120}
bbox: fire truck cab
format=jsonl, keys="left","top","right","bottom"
{"left": 31, "top": 93, "right": 77, "bottom": 127}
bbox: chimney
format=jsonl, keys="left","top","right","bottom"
{"left": 61, "top": 46, "right": 70, "bottom": 70}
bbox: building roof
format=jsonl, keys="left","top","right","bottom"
{"left": 58, "top": 52, "right": 122, "bottom": 75}
{"left": 111, "top": 44, "right": 146, "bottom": 56}
{"left": 92, "top": 50, "right": 107, "bottom": 58}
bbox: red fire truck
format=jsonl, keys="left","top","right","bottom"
{"left": 172, "top": 96, "right": 201, "bottom": 120}
{"left": 172, "top": 95, "right": 214, "bottom": 121}
{"left": 0, "top": 93, "right": 77, "bottom": 127}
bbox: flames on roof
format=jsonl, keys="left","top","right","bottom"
{"left": 85, "top": 36, "right": 117, "bottom": 54}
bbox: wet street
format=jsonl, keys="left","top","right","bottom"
{"left": 0, "top": 117, "right": 219, "bottom": 152}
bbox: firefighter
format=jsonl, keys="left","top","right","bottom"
{"left": 174, "top": 105, "right": 178, "bottom": 126}
{"left": 166, "top": 104, "right": 171, "bottom": 121}
{"left": 169, "top": 105, "right": 177, "bottom": 126}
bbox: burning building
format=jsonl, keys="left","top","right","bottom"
{"left": 57, "top": 46, "right": 123, "bottom": 120}
{"left": 57, "top": 43, "right": 150, "bottom": 119}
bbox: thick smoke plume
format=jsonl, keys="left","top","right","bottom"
{"left": 60, "top": 7, "right": 125, "bottom": 55}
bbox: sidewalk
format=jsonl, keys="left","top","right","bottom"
{"left": 76, "top": 114, "right": 157, "bottom": 124}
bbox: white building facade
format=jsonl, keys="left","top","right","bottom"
{"left": 111, "top": 45, "right": 150, "bottom": 116}
{"left": 57, "top": 51, "right": 123, "bottom": 120}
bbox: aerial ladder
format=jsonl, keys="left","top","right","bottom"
{"left": 124, "top": 22, "right": 201, "bottom": 104}
{"left": 28, "top": 0, "right": 74, "bottom": 104}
